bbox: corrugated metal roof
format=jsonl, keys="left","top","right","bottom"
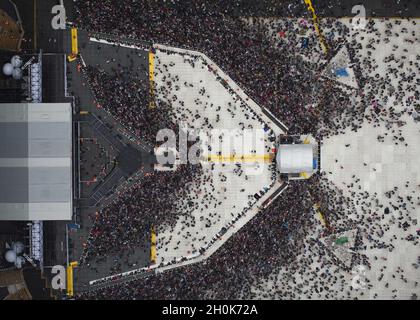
{"left": 0, "top": 103, "right": 72, "bottom": 221}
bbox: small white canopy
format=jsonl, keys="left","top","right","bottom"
{"left": 276, "top": 144, "right": 314, "bottom": 174}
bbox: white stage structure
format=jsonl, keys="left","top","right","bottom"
{"left": 276, "top": 144, "right": 317, "bottom": 178}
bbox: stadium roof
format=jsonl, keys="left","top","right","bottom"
{"left": 0, "top": 103, "right": 72, "bottom": 221}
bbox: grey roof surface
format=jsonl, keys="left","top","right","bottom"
{"left": 0, "top": 103, "right": 72, "bottom": 221}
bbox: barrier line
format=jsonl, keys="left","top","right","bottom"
{"left": 149, "top": 51, "right": 155, "bottom": 109}
{"left": 303, "top": 0, "right": 329, "bottom": 54}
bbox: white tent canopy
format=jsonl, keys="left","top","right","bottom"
{"left": 276, "top": 144, "right": 314, "bottom": 174}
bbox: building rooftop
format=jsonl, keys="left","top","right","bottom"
{"left": 0, "top": 103, "right": 72, "bottom": 221}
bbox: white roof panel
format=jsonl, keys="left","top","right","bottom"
{"left": 277, "top": 144, "right": 314, "bottom": 174}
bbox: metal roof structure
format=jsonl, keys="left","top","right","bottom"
{"left": 276, "top": 144, "right": 315, "bottom": 174}
{"left": 0, "top": 103, "right": 72, "bottom": 220}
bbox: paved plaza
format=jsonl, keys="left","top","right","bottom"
{"left": 249, "top": 17, "right": 419, "bottom": 300}
{"left": 71, "top": 16, "right": 419, "bottom": 298}
{"left": 153, "top": 45, "right": 286, "bottom": 265}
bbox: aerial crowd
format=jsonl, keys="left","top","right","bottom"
{"left": 72, "top": 0, "right": 419, "bottom": 300}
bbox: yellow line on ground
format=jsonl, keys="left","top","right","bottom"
{"left": 149, "top": 51, "right": 156, "bottom": 109}
{"left": 68, "top": 28, "right": 79, "bottom": 62}
{"left": 313, "top": 204, "right": 327, "bottom": 226}
{"left": 66, "top": 265, "right": 74, "bottom": 297}
{"left": 207, "top": 154, "right": 274, "bottom": 163}
{"left": 300, "top": 172, "right": 310, "bottom": 179}
{"left": 67, "top": 54, "right": 77, "bottom": 62}
{"left": 71, "top": 28, "right": 78, "bottom": 55}
{"left": 303, "top": 0, "right": 329, "bottom": 54}
{"left": 151, "top": 226, "right": 157, "bottom": 264}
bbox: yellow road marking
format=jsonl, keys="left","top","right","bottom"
{"left": 67, "top": 28, "right": 79, "bottom": 62}
{"left": 71, "top": 28, "right": 78, "bottom": 55}
{"left": 151, "top": 226, "right": 157, "bottom": 264}
{"left": 300, "top": 172, "right": 309, "bottom": 179}
{"left": 67, "top": 54, "right": 77, "bottom": 62}
{"left": 303, "top": 0, "right": 329, "bottom": 54}
{"left": 149, "top": 51, "right": 155, "bottom": 109}
{"left": 66, "top": 265, "right": 74, "bottom": 297}
{"left": 313, "top": 204, "right": 327, "bottom": 226}
{"left": 207, "top": 154, "right": 274, "bottom": 163}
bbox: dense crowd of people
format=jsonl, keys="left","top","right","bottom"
{"left": 72, "top": 0, "right": 419, "bottom": 300}
{"left": 75, "top": 0, "right": 332, "bottom": 135}
{"left": 75, "top": 0, "right": 419, "bottom": 141}
{"left": 80, "top": 163, "right": 202, "bottom": 264}
{"left": 82, "top": 65, "right": 176, "bottom": 146}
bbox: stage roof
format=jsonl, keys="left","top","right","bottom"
{"left": 276, "top": 144, "right": 314, "bottom": 174}
{"left": 0, "top": 103, "right": 72, "bottom": 221}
